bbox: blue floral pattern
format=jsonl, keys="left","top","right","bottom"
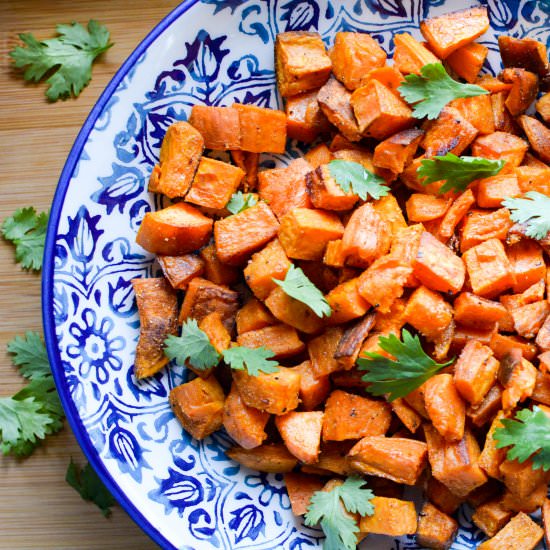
{"left": 46, "top": 1, "right": 550, "bottom": 549}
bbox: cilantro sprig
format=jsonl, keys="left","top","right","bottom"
{"left": 305, "top": 477, "right": 375, "bottom": 550}
{"left": 9, "top": 20, "right": 113, "bottom": 101}
{"left": 503, "top": 191, "right": 550, "bottom": 240}
{"left": 417, "top": 154, "right": 505, "bottom": 194}
{"left": 66, "top": 459, "right": 116, "bottom": 517}
{"left": 357, "top": 329, "right": 453, "bottom": 401}
{"left": 164, "top": 320, "right": 279, "bottom": 376}
{"left": 273, "top": 264, "right": 331, "bottom": 318}
{"left": 494, "top": 406, "right": 550, "bottom": 471}
{"left": 2, "top": 206, "right": 48, "bottom": 270}
{"left": 398, "top": 62, "right": 488, "bottom": 120}
{"left": 226, "top": 191, "right": 258, "bottom": 215}
{"left": 328, "top": 160, "right": 389, "bottom": 201}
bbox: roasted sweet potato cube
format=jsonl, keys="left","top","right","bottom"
{"left": 502, "top": 483, "right": 547, "bottom": 513}
{"left": 236, "top": 298, "right": 277, "bottom": 335}
{"left": 478, "top": 411, "right": 507, "bottom": 479}
{"left": 233, "top": 103, "right": 287, "bottom": 154}
{"left": 285, "top": 90, "right": 331, "bottom": 142}
{"left": 391, "top": 398, "right": 422, "bottom": 434}
{"left": 537, "top": 92, "right": 550, "bottom": 123}
{"left": 226, "top": 443, "right": 298, "bottom": 473}
{"left": 361, "top": 65, "right": 405, "bottom": 98}
{"left": 223, "top": 384, "right": 269, "bottom": 449}
{"left": 359, "top": 497, "right": 417, "bottom": 536}
{"left": 325, "top": 277, "right": 371, "bottom": 325}
{"left": 276, "top": 411, "right": 323, "bottom": 464}
{"left": 275, "top": 31, "right": 332, "bottom": 97}
{"left": 179, "top": 276, "right": 239, "bottom": 331}
{"left": 500, "top": 457, "right": 550, "bottom": 499}
{"left": 477, "top": 512, "right": 543, "bottom": 550}
{"left": 393, "top": 33, "right": 439, "bottom": 75}
{"left": 539, "top": 352, "right": 550, "bottom": 374}
{"left": 454, "top": 293, "right": 507, "bottom": 330}
{"left": 136, "top": 202, "right": 213, "bottom": 256}
{"left": 463, "top": 238, "right": 515, "bottom": 298}
{"left": 471, "top": 131, "right": 528, "bottom": 170}
{"left": 237, "top": 324, "right": 305, "bottom": 359}
{"left": 477, "top": 174, "right": 521, "bottom": 208}
{"left": 450, "top": 94, "right": 495, "bottom": 135}
{"left": 473, "top": 500, "right": 513, "bottom": 537}
{"left": 511, "top": 300, "right": 550, "bottom": 339}
{"left": 416, "top": 502, "right": 458, "bottom": 550}
{"left": 425, "top": 425, "right": 488, "bottom": 497}
{"left": 446, "top": 41, "right": 488, "bottom": 83}
{"left": 330, "top": 32, "right": 386, "bottom": 90}
{"left": 421, "top": 106, "right": 479, "bottom": 157}
{"left": 307, "top": 327, "right": 344, "bottom": 378}
{"left": 467, "top": 384, "right": 503, "bottom": 428}
{"left": 460, "top": 208, "right": 512, "bottom": 253}
{"left": 257, "top": 158, "right": 312, "bottom": 219}
{"left": 333, "top": 316, "right": 376, "bottom": 373}
{"left": 499, "top": 353, "right": 537, "bottom": 410}
{"left": 516, "top": 165, "right": 550, "bottom": 195}
{"left": 426, "top": 477, "right": 464, "bottom": 515}
{"left": 132, "top": 277, "right": 178, "bottom": 379}
{"left": 491, "top": 90, "right": 520, "bottom": 133}
{"left": 214, "top": 201, "right": 279, "bottom": 265}
{"left": 537, "top": 315, "right": 550, "bottom": 351}
{"left": 406, "top": 194, "right": 451, "bottom": 222}
{"left": 403, "top": 286, "right": 453, "bottom": 341}
{"left": 304, "top": 143, "right": 334, "bottom": 168}
{"left": 265, "top": 286, "right": 324, "bottom": 335}
{"left": 233, "top": 366, "right": 300, "bottom": 415}
{"left": 420, "top": 6, "right": 489, "bottom": 58}
{"left": 323, "top": 239, "right": 345, "bottom": 268}
{"left": 317, "top": 76, "right": 362, "bottom": 141}
{"left": 500, "top": 279, "right": 545, "bottom": 311}
{"left": 373, "top": 128, "right": 423, "bottom": 174}
{"left": 454, "top": 340, "right": 499, "bottom": 406}
{"left": 437, "top": 188, "right": 476, "bottom": 241}
{"left": 198, "top": 312, "right": 230, "bottom": 360}
{"left": 170, "top": 376, "right": 225, "bottom": 440}
{"left": 148, "top": 121, "right": 204, "bottom": 198}
{"left": 348, "top": 436, "right": 428, "bottom": 485}
{"left": 499, "top": 35, "right": 548, "bottom": 76}
{"left": 518, "top": 115, "right": 550, "bottom": 164}
{"left": 373, "top": 194, "right": 408, "bottom": 235}
{"left": 490, "top": 332, "right": 537, "bottom": 361}
{"left": 230, "top": 150, "right": 259, "bottom": 192}
{"left": 157, "top": 254, "right": 204, "bottom": 290}
{"left": 307, "top": 164, "right": 359, "bottom": 211}
{"left": 198, "top": 243, "right": 239, "bottom": 287}
{"left": 188, "top": 105, "right": 240, "bottom": 150}
{"left": 293, "top": 360, "right": 330, "bottom": 411}
{"left": 502, "top": 69, "right": 539, "bottom": 117}
{"left": 284, "top": 472, "right": 325, "bottom": 515}
{"left": 507, "top": 240, "right": 546, "bottom": 293}
{"left": 278, "top": 208, "right": 344, "bottom": 261}
{"left": 350, "top": 80, "right": 414, "bottom": 140}
{"left": 390, "top": 223, "right": 424, "bottom": 286}
{"left": 322, "top": 389, "right": 391, "bottom": 441}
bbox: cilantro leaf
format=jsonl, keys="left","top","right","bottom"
{"left": 273, "top": 264, "right": 331, "bottom": 318}
{"left": 66, "top": 459, "right": 116, "bottom": 517}
{"left": 417, "top": 153, "right": 505, "bottom": 194}
{"left": 328, "top": 160, "right": 389, "bottom": 201}
{"left": 9, "top": 20, "right": 113, "bottom": 101}
{"left": 305, "top": 477, "right": 375, "bottom": 550}
{"left": 223, "top": 346, "right": 279, "bottom": 376}
{"left": 503, "top": 191, "right": 550, "bottom": 240}
{"left": 2, "top": 207, "right": 48, "bottom": 270}
{"left": 494, "top": 406, "right": 550, "bottom": 471}
{"left": 398, "top": 62, "right": 488, "bottom": 120}
{"left": 226, "top": 191, "right": 258, "bottom": 215}
{"left": 7, "top": 331, "right": 51, "bottom": 380}
{"left": 164, "top": 319, "right": 220, "bottom": 371}
{"left": 358, "top": 329, "right": 453, "bottom": 401}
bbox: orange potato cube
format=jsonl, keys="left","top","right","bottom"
{"left": 304, "top": 143, "right": 334, "bottom": 168}
{"left": 460, "top": 208, "right": 513, "bottom": 252}
{"left": 499, "top": 35, "right": 549, "bottom": 76}
{"left": 450, "top": 94, "right": 495, "bottom": 135}
{"left": 284, "top": 472, "right": 325, "bottom": 515}
{"left": 516, "top": 165, "right": 550, "bottom": 195}
{"left": 359, "top": 497, "right": 417, "bottom": 536}
{"left": 437, "top": 188, "right": 476, "bottom": 241}
{"left": 236, "top": 297, "right": 277, "bottom": 335}
{"left": 453, "top": 292, "right": 507, "bottom": 330}
{"left": 198, "top": 243, "right": 239, "bottom": 287}
{"left": 276, "top": 411, "right": 323, "bottom": 464}
{"left": 188, "top": 105, "right": 240, "bottom": 150}
{"left": 403, "top": 286, "right": 453, "bottom": 341}
{"left": 293, "top": 360, "right": 330, "bottom": 411}
{"left": 406, "top": 194, "right": 451, "bottom": 222}
{"left": 416, "top": 502, "right": 459, "bottom": 550}
{"left": 473, "top": 500, "right": 513, "bottom": 537}
{"left": 478, "top": 512, "right": 543, "bottom": 550}
{"left": 233, "top": 103, "right": 287, "bottom": 154}
{"left": 373, "top": 128, "right": 424, "bottom": 174}
{"left": 325, "top": 277, "right": 371, "bottom": 325}
{"left": 308, "top": 327, "right": 344, "bottom": 377}
{"left": 446, "top": 41, "right": 488, "bottom": 83}
{"left": 393, "top": 33, "right": 439, "bottom": 75}
{"left": 307, "top": 164, "right": 359, "bottom": 211}
{"left": 476, "top": 174, "right": 521, "bottom": 208}
{"left": 285, "top": 89, "right": 331, "bottom": 143}
{"left": 471, "top": 131, "right": 529, "bottom": 170}
{"left": 503, "top": 70, "right": 539, "bottom": 117}
{"left": 518, "top": 114, "right": 550, "bottom": 164}
{"left": 157, "top": 254, "right": 204, "bottom": 290}
{"left": 426, "top": 477, "right": 464, "bottom": 515}
{"left": 237, "top": 324, "right": 305, "bottom": 360}
{"left": 226, "top": 443, "right": 298, "bottom": 473}
{"left": 323, "top": 239, "right": 346, "bottom": 268}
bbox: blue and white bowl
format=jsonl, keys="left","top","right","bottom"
{"left": 42, "top": 1, "right": 550, "bottom": 548}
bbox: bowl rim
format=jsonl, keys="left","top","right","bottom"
{"left": 41, "top": 2, "right": 201, "bottom": 549}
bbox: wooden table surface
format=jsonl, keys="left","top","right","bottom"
{"left": 0, "top": 2, "right": 182, "bottom": 548}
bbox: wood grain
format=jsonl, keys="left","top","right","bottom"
{"left": 0, "top": 2, "right": 181, "bottom": 548}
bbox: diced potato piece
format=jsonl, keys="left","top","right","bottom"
{"left": 450, "top": 94, "right": 495, "bottom": 135}
{"left": 507, "top": 240, "right": 546, "bottom": 294}
{"left": 473, "top": 500, "right": 513, "bottom": 537}
{"left": 348, "top": 436, "right": 427, "bottom": 485}
{"left": 330, "top": 31, "right": 386, "bottom": 90}
{"left": 257, "top": 158, "right": 313, "bottom": 219}
{"left": 325, "top": 277, "right": 371, "bottom": 325}
{"left": 426, "top": 477, "right": 464, "bottom": 515}
{"left": 334, "top": 312, "right": 376, "bottom": 370}
{"left": 359, "top": 497, "right": 417, "bottom": 536}
{"left": 284, "top": 472, "right": 325, "bottom": 515}
{"left": 478, "top": 411, "right": 507, "bottom": 479}
{"left": 403, "top": 286, "right": 453, "bottom": 341}
{"left": 233, "top": 103, "right": 287, "bottom": 154}
{"left": 237, "top": 324, "right": 305, "bottom": 359}
{"left": 276, "top": 411, "right": 323, "bottom": 464}
{"left": 188, "top": 105, "right": 241, "bottom": 150}
{"left": 499, "top": 457, "right": 550, "bottom": 500}
{"left": 198, "top": 312, "right": 230, "bottom": 358}
{"left": 490, "top": 332, "right": 537, "bottom": 361}
{"left": 307, "top": 164, "right": 359, "bottom": 211}
{"left": 516, "top": 165, "right": 550, "bottom": 195}
{"left": 471, "top": 131, "right": 529, "bottom": 170}
{"left": 454, "top": 293, "right": 507, "bottom": 330}
{"left": 136, "top": 202, "right": 213, "bottom": 256}
{"left": 223, "top": 384, "right": 269, "bottom": 449}
{"left": 322, "top": 389, "right": 391, "bottom": 441}
{"left": 466, "top": 384, "right": 502, "bottom": 428}
{"left": 307, "top": 327, "right": 344, "bottom": 378}
{"left": 373, "top": 128, "right": 424, "bottom": 174}
{"left": 279, "top": 208, "right": 344, "bottom": 261}
{"left": 518, "top": 114, "right": 550, "bottom": 164}
{"left": 214, "top": 201, "right": 280, "bottom": 265}
{"left": 391, "top": 398, "right": 422, "bottom": 434}
{"left": 416, "top": 502, "right": 458, "bottom": 550}
{"left": 406, "top": 194, "right": 451, "bottom": 222}
{"left": 390, "top": 222, "right": 424, "bottom": 286}
{"left": 460, "top": 208, "right": 512, "bottom": 253}
{"left": 537, "top": 93, "right": 550, "bottom": 123}
{"left": 294, "top": 360, "right": 330, "bottom": 411}
{"left": 132, "top": 277, "right": 178, "bottom": 379}
{"left": 304, "top": 143, "right": 334, "bottom": 168}
{"left": 275, "top": 31, "right": 332, "bottom": 97}
{"left": 502, "top": 70, "right": 539, "bottom": 117}
{"left": 499, "top": 35, "right": 548, "bottom": 76}
{"left": 285, "top": 90, "right": 331, "bottom": 142}
{"left": 511, "top": 300, "right": 550, "bottom": 339}
{"left": 477, "top": 174, "right": 521, "bottom": 208}
{"left": 323, "top": 239, "right": 346, "bottom": 268}
{"left": 502, "top": 483, "right": 548, "bottom": 513}
{"left": 477, "top": 512, "right": 543, "bottom": 550}
{"left": 393, "top": 33, "right": 439, "bottom": 75}
{"left": 537, "top": 315, "right": 550, "bottom": 351}
{"left": 227, "top": 443, "right": 298, "bottom": 473}
{"left": 446, "top": 42, "right": 488, "bottom": 83}
{"left": 148, "top": 121, "right": 204, "bottom": 198}
{"left": 438, "top": 189, "right": 476, "bottom": 241}
{"left": 170, "top": 376, "right": 225, "bottom": 440}
{"left": 233, "top": 366, "right": 300, "bottom": 415}
{"left": 199, "top": 243, "right": 239, "bottom": 286}
{"left": 157, "top": 254, "right": 204, "bottom": 290}
{"left": 499, "top": 351, "right": 537, "bottom": 410}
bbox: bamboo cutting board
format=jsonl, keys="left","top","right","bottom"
{"left": 0, "top": 2, "right": 181, "bottom": 548}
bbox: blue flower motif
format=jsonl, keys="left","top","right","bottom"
{"left": 176, "top": 29, "right": 229, "bottom": 83}
{"left": 228, "top": 504, "right": 265, "bottom": 543}
{"left": 245, "top": 472, "right": 290, "bottom": 509}
{"left": 66, "top": 308, "right": 124, "bottom": 384}
{"left": 59, "top": 206, "right": 104, "bottom": 264}
{"left": 108, "top": 276, "right": 137, "bottom": 317}
{"left": 290, "top": 537, "right": 316, "bottom": 550}
{"left": 108, "top": 425, "right": 150, "bottom": 482}
{"left": 149, "top": 469, "right": 204, "bottom": 516}
{"left": 126, "top": 365, "right": 168, "bottom": 402}
{"left": 281, "top": 0, "right": 320, "bottom": 30}
{"left": 201, "top": 0, "right": 243, "bottom": 15}
{"left": 92, "top": 163, "right": 146, "bottom": 214}
{"left": 486, "top": 0, "right": 518, "bottom": 30}
{"left": 53, "top": 283, "right": 69, "bottom": 324}
{"left": 364, "top": 0, "right": 407, "bottom": 17}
